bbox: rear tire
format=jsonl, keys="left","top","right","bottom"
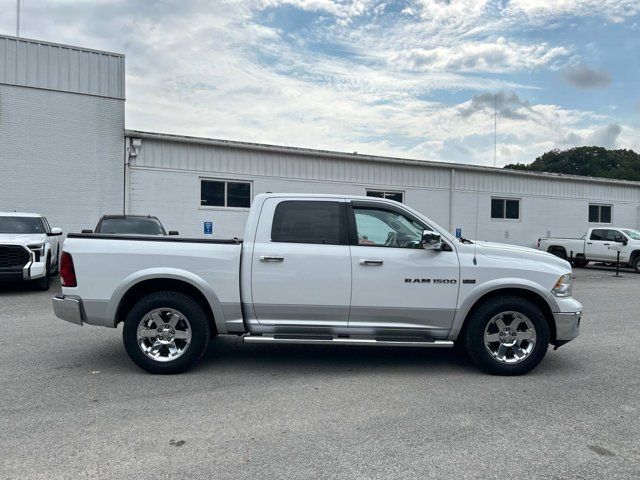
{"left": 571, "top": 259, "right": 589, "bottom": 268}
{"left": 463, "top": 296, "right": 550, "bottom": 376}
{"left": 122, "top": 291, "right": 211, "bottom": 374}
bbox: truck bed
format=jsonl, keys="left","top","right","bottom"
{"left": 62, "top": 233, "right": 243, "bottom": 331}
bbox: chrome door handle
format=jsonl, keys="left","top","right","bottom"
{"left": 586, "top": 242, "right": 592, "bottom": 245}
{"left": 360, "top": 259, "right": 383, "bottom": 266}
{"left": 260, "top": 255, "right": 284, "bottom": 262}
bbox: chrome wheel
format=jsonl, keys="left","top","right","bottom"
{"left": 483, "top": 311, "right": 536, "bottom": 364}
{"left": 136, "top": 308, "right": 192, "bottom": 363}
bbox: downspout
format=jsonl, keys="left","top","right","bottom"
{"left": 125, "top": 137, "right": 142, "bottom": 215}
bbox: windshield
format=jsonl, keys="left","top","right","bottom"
{"left": 622, "top": 229, "right": 640, "bottom": 240}
{"left": 97, "top": 218, "right": 165, "bottom": 235}
{"left": 0, "top": 216, "right": 44, "bottom": 234}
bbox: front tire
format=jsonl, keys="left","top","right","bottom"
{"left": 632, "top": 257, "right": 640, "bottom": 274}
{"left": 34, "top": 256, "right": 51, "bottom": 291}
{"left": 463, "top": 296, "right": 550, "bottom": 375}
{"left": 123, "top": 291, "right": 211, "bottom": 374}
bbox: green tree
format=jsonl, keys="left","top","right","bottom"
{"left": 504, "top": 147, "right": 640, "bottom": 181}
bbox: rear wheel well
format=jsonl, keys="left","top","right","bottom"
{"left": 546, "top": 246, "right": 567, "bottom": 260}
{"left": 460, "top": 288, "right": 556, "bottom": 344}
{"left": 115, "top": 279, "right": 217, "bottom": 334}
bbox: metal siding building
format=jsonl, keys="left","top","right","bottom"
{"left": 124, "top": 130, "right": 640, "bottom": 247}
{"left": 0, "top": 35, "right": 125, "bottom": 232}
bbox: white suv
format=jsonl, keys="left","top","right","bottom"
{"left": 0, "top": 212, "right": 63, "bottom": 291}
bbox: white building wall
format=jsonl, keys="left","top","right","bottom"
{"left": 129, "top": 164, "right": 640, "bottom": 247}
{"left": 127, "top": 132, "right": 640, "bottom": 246}
{"left": 0, "top": 35, "right": 125, "bottom": 232}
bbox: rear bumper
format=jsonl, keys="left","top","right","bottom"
{"left": 52, "top": 295, "right": 85, "bottom": 326}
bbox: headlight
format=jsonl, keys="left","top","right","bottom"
{"left": 552, "top": 273, "right": 572, "bottom": 297}
{"left": 27, "top": 243, "right": 45, "bottom": 262}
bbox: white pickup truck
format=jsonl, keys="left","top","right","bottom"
{"left": 0, "top": 212, "right": 63, "bottom": 290}
{"left": 53, "top": 194, "right": 582, "bottom": 376}
{"left": 538, "top": 227, "right": 640, "bottom": 272}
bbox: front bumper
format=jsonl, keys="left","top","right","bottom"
{"left": 552, "top": 301, "right": 582, "bottom": 348}
{"left": 0, "top": 259, "right": 46, "bottom": 282}
{"left": 52, "top": 295, "right": 85, "bottom": 326}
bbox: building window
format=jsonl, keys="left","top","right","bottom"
{"left": 271, "top": 201, "right": 345, "bottom": 245}
{"left": 491, "top": 198, "right": 520, "bottom": 220}
{"left": 588, "top": 204, "right": 612, "bottom": 223}
{"left": 366, "top": 190, "right": 404, "bottom": 203}
{"left": 200, "top": 179, "right": 251, "bottom": 208}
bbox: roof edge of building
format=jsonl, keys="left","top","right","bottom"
{"left": 0, "top": 33, "right": 125, "bottom": 58}
{"left": 124, "top": 129, "right": 640, "bottom": 188}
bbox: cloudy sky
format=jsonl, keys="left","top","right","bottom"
{"left": 1, "top": 0, "right": 639, "bottom": 166}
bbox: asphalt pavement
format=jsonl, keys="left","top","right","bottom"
{"left": 1, "top": 267, "right": 639, "bottom": 479}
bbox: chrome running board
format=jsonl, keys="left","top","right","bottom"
{"left": 243, "top": 335, "right": 454, "bottom": 348}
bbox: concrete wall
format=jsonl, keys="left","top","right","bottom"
{"left": 0, "top": 83, "right": 124, "bottom": 232}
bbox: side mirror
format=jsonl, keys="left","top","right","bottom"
{"left": 421, "top": 230, "right": 443, "bottom": 250}
{"left": 81, "top": 229, "right": 94, "bottom": 234}
{"left": 168, "top": 230, "right": 179, "bottom": 236}
{"left": 49, "top": 227, "right": 63, "bottom": 236}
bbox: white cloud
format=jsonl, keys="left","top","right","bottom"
{"left": 393, "top": 37, "right": 569, "bottom": 73}
{"left": 506, "top": 0, "right": 640, "bottom": 23}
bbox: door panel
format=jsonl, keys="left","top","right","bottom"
{"left": 586, "top": 229, "right": 608, "bottom": 260}
{"left": 250, "top": 198, "right": 351, "bottom": 327}
{"left": 348, "top": 203, "right": 459, "bottom": 334}
{"left": 349, "top": 246, "right": 460, "bottom": 332}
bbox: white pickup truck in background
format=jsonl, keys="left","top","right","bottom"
{"left": 538, "top": 227, "right": 640, "bottom": 272}
{"left": 0, "top": 212, "right": 63, "bottom": 291}
{"left": 53, "top": 193, "right": 582, "bottom": 376}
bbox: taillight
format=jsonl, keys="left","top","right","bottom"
{"left": 537, "top": 238, "right": 540, "bottom": 249}
{"left": 60, "top": 252, "right": 77, "bottom": 287}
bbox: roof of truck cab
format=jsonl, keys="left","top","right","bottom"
{"left": 0, "top": 212, "right": 42, "bottom": 217}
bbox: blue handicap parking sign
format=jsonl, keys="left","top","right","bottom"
{"left": 204, "top": 221, "right": 213, "bottom": 235}
{"left": 455, "top": 228, "right": 462, "bottom": 238}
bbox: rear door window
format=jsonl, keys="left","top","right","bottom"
{"left": 590, "top": 229, "right": 605, "bottom": 241}
{"left": 271, "top": 201, "right": 346, "bottom": 245}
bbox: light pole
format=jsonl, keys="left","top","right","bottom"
{"left": 493, "top": 93, "right": 497, "bottom": 168}
{"left": 16, "top": 0, "right": 21, "bottom": 37}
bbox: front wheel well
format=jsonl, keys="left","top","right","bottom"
{"left": 459, "top": 288, "right": 556, "bottom": 344}
{"left": 629, "top": 250, "right": 640, "bottom": 264}
{"left": 115, "top": 278, "right": 217, "bottom": 334}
